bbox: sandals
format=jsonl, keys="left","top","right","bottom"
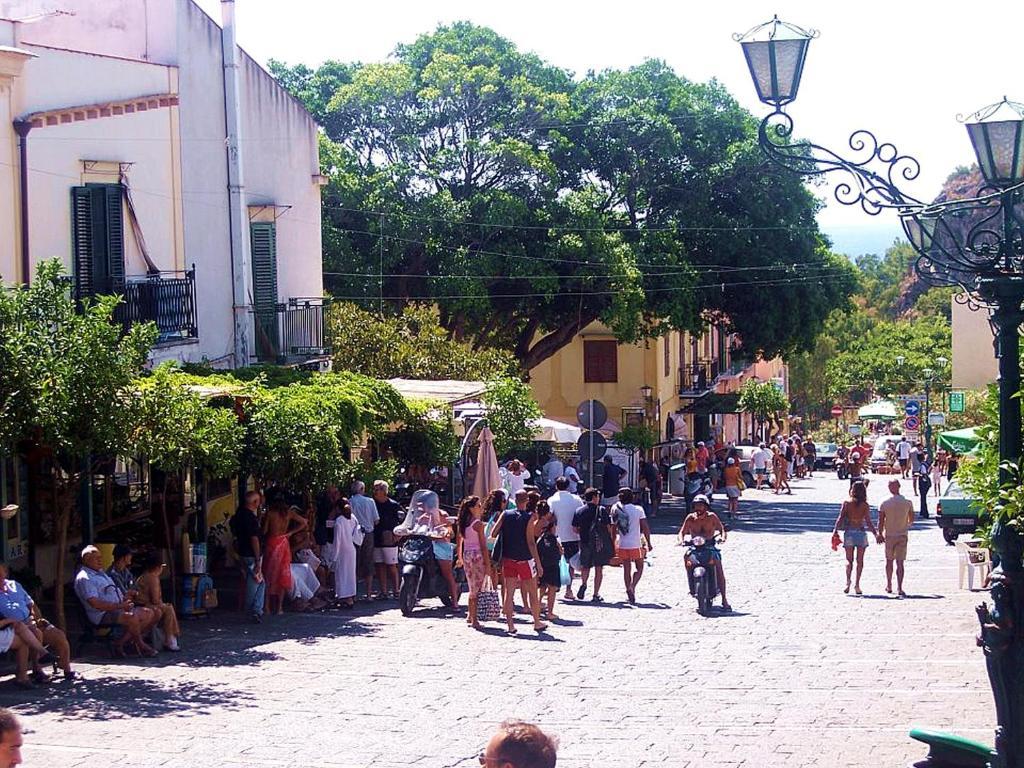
{"left": 533, "top": 623, "right": 549, "bottom": 633}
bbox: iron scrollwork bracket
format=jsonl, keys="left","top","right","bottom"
{"left": 757, "top": 109, "right": 926, "bottom": 216}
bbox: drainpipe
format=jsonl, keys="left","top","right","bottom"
{"left": 13, "top": 120, "right": 31, "bottom": 285}
{"left": 221, "top": 0, "right": 252, "bottom": 368}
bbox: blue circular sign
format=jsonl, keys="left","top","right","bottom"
{"left": 904, "top": 400, "right": 920, "bottom": 417}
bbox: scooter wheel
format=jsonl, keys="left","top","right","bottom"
{"left": 399, "top": 574, "right": 418, "bottom": 616}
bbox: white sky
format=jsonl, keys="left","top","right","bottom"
{"left": 198, "top": 0, "right": 1024, "bottom": 256}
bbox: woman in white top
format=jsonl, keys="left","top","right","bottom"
{"left": 610, "top": 488, "right": 653, "bottom": 605}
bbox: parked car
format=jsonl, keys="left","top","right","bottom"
{"left": 870, "top": 436, "right": 901, "bottom": 473}
{"left": 936, "top": 480, "right": 980, "bottom": 545}
{"left": 814, "top": 442, "right": 839, "bottom": 470}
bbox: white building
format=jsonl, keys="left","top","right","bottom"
{"left": 0, "top": 0, "right": 327, "bottom": 368}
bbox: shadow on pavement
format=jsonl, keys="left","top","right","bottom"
{"left": 0, "top": 674, "right": 254, "bottom": 720}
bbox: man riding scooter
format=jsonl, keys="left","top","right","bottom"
{"left": 678, "top": 494, "right": 731, "bottom": 612}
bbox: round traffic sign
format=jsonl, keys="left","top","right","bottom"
{"left": 904, "top": 401, "right": 920, "bottom": 417}
{"left": 576, "top": 399, "right": 608, "bottom": 430}
{"left": 830, "top": 405, "right": 843, "bottom": 418}
{"left": 577, "top": 430, "right": 608, "bottom": 461}
{"left": 904, "top": 415, "right": 920, "bottom": 431}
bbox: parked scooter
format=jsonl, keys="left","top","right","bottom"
{"left": 683, "top": 534, "right": 722, "bottom": 616}
{"left": 684, "top": 471, "right": 714, "bottom": 514}
{"left": 395, "top": 489, "right": 459, "bottom": 616}
{"left": 397, "top": 535, "right": 454, "bottom": 616}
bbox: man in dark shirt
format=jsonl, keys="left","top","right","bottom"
{"left": 639, "top": 458, "right": 661, "bottom": 518}
{"left": 600, "top": 456, "right": 626, "bottom": 505}
{"left": 230, "top": 490, "right": 265, "bottom": 622}
{"left": 572, "top": 488, "right": 613, "bottom": 603}
{"left": 372, "top": 481, "right": 403, "bottom": 599}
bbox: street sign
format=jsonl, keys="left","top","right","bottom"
{"left": 830, "top": 405, "right": 843, "bottom": 418}
{"left": 576, "top": 399, "right": 608, "bottom": 430}
{"left": 928, "top": 412, "right": 946, "bottom": 427}
{"left": 848, "top": 425, "right": 862, "bottom": 436}
{"left": 577, "top": 430, "right": 607, "bottom": 461}
{"left": 904, "top": 400, "right": 921, "bottom": 417}
{"left": 904, "top": 415, "right": 920, "bottom": 431}
{"left": 895, "top": 394, "right": 925, "bottom": 403}
{"left": 949, "top": 391, "right": 966, "bottom": 413}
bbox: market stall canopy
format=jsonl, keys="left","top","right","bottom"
{"left": 385, "top": 379, "right": 486, "bottom": 406}
{"left": 531, "top": 417, "right": 583, "bottom": 443}
{"left": 938, "top": 426, "right": 982, "bottom": 454}
{"left": 857, "top": 400, "right": 898, "bottom": 421}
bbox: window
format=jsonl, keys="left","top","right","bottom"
{"left": 249, "top": 222, "right": 279, "bottom": 309}
{"left": 250, "top": 222, "right": 280, "bottom": 359}
{"left": 663, "top": 335, "right": 670, "bottom": 378}
{"left": 71, "top": 184, "right": 125, "bottom": 299}
{"left": 583, "top": 340, "right": 618, "bottom": 383}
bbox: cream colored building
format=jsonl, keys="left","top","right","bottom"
{"left": 529, "top": 321, "right": 787, "bottom": 447}
{"left": 0, "top": 0, "right": 326, "bottom": 368}
{"left": 951, "top": 294, "right": 997, "bottom": 390}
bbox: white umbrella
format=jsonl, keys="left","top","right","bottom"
{"left": 531, "top": 417, "right": 583, "bottom": 443}
{"left": 472, "top": 426, "right": 501, "bottom": 499}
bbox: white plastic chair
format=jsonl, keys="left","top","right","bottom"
{"left": 955, "top": 540, "right": 992, "bottom": 590}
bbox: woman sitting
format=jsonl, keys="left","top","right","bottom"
{"left": 134, "top": 551, "right": 181, "bottom": 652}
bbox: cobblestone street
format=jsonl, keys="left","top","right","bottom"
{"left": 9, "top": 474, "right": 994, "bottom": 767}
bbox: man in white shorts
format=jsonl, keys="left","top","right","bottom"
{"left": 372, "top": 481, "right": 402, "bottom": 599}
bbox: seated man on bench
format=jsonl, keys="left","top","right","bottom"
{"left": 0, "top": 563, "right": 75, "bottom": 682}
{"left": 74, "top": 546, "right": 160, "bottom": 658}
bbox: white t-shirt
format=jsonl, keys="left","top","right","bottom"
{"left": 612, "top": 502, "right": 646, "bottom": 550}
{"left": 563, "top": 465, "right": 581, "bottom": 494}
{"left": 542, "top": 459, "right": 564, "bottom": 486}
{"left": 502, "top": 467, "right": 530, "bottom": 495}
{"left": 549, "top": 491, "right": 583, "bottom": 543}
{"left": 897, "top": 440, "right": 911, "bottom": 460}
{"left": 751, "top": 449, "right": 770, "bottom": 470}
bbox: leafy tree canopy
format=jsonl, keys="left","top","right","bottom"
{"left": 272, "top": 23, "right": 856, "bottom": 371}
{"left": 482, "top": 376, "right": 543, "bottom": 456}
{"left": 324, "top": 301, "right": 516, "bottom": 379}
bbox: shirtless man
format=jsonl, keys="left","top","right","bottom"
{"left": 678, "top": 495, "right": 730, "bottom": 611}
{"left": 262, "top": 500, "right": 308, "bottom": 614}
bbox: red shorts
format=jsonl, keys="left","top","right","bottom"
{"left": 616, "top": 547, "right": 644, "bottom": 563}
{"left": 502, "top": 559, "right": 535, "bottom": 581}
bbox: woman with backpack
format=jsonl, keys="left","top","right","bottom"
{"left": 610, "top": 488, "right": 652, "bottom": 605}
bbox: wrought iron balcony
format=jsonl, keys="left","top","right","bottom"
{"left": 114, "top": 268, "right": 198, "bottom": 344}
{"left": 678, "top": 362, "right": 712, "bottom": 395}
{"left": 253, "top": 297, "right": 332, "bottom": 363}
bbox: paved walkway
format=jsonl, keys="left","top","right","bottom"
{"left": 10, "top": 474, "right": 994, "bottom": 767}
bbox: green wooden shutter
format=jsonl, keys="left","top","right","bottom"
{"left": 249, "top": 222, "right": 278, "bottom": 308}
{"left": 70, "top": 185, "right": 125, "bottom": 298}
{"left": 70, "top": 187, "right": 94, "bottom": 299}
{"left": 105, "top": 185, "right": 125, "bottom": 293}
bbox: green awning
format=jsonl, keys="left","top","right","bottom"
{"left": 858, "top": 400, "right": 898, "bottom": 421}
{"left": 938, "top": 427, "right": 982, "bottom": 454}
{"left": 679, "top": 392, "right": 741, "bottom": 416}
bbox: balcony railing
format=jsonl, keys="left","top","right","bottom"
{"left": 114, "top": 268, "right": 198, "bottom": 344}
{"left": 679, "top": 362, "right": 712, "bottom": 394}
{"left": 253, "top": 297, "right": 332, "bottom": 363}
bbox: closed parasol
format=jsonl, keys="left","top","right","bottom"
{"left": 472, "top": 426, "right": 501, "bottom": 499}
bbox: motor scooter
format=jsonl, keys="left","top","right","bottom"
{"left": 836, "top": 456, "right": 849, "bottom": 480}
{"left": 684, "top": 472, "right": 714, "bottom": 514}
{"left": 683, "top": 534, "right": 722, "bottom": 616}
{"left": 397, "top": 534, "right": 456, "bottom": 616}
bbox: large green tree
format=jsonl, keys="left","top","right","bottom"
{"left": 0, "top": 261, "right": 157, "bottom": 629}
{"left": 272, "top": 23, "right": 855, "bottom": 372}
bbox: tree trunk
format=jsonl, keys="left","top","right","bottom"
{"left": 518, "top": 310, "right": 600, "bottom": 373}
{"left": 160, "top": 474, "right": 178, "bottom": 606}
{"left": 53, "top": 475, "right": 73, "bottom": 632}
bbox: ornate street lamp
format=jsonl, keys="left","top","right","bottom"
{"left": 736, "top": 19, "right": 1024, "bottom": 767}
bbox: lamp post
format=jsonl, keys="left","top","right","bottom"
{"left": 737, "top": 17, "right": 1024, "bottom": 767}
